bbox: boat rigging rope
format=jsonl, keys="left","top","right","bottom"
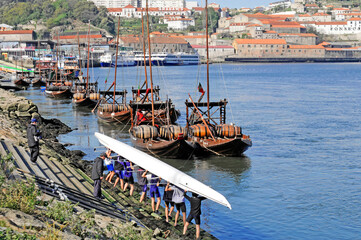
{"left": 219, "top": 63, "right": 235, "bottom": 123}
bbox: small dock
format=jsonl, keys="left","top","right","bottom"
{"left": 0, "top": 138, "right": 217, "bottom": 239}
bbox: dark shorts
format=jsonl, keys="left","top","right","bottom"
{"left": 140, "top": 184, "right": 148, "bottom": 193}
{"left": 175, "top": 202, "right": 186, "bottom": 213}
{"left": 107, "top": 164, "right": 114, "bottom": 171}
{"left": 165, "top": 201, "right": 174, "bottom": 208}
{"left": 150, "top": 187, "right": 160, "bottom": 198}
{"left": 114, "top": 170, "right": 124, "bottom": 179}
{"left": 124, "top": 176, "right": 134, "bottom": 184}
{"left": 186, "top": 214, "right": 201, "bottom": 225}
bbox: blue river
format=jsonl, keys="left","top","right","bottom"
{"left": 17, "top": 63, "right": 361, "bottom": 239}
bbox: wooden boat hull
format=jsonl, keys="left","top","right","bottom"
{"left": 190, "top": 135, "right": 252, "bottom": 157}
{"left": 32, "top": 79, "right": 46, "bottom": 87}
{"left": 130, "top": 134, "right": 195, "bottom": 159}
{"left": 45, "top": 88, "right": 72, "bottom": 99}
{"left": 72, "top": 97, "right": 97, "bottom": 107}
{"left": 14, "top": 79, "right": 30, "bottom": 87}
{"left": 96, "top": 109, "right": 131, "bottom": 124}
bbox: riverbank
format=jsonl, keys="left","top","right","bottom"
{"left": 0, "top": 88, "right": 216, "bottom": 239}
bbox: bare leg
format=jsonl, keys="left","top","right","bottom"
{"left": 151, "top": 197, "right": 155, "bottom": 212}
{"left": 130, "top": 184, "right": 134, "bottom": 196}
{"left": 183, "top": 222, "right": 190, "bottom": 235}
{"left": 155, "top": 197, "right": 161, "bottom": 211}
{"left": 113, "top": 177, "right": 119, "bottom": 187}
{"left": 123, "top": 182, "right": 128, "bottom": 191}
{"left": 174, "top": 211, "right": 179, "bottom": 226}
{"left": 108, "top": 172, "right": 115, "bottom": 183}
{"left": 182, "top": 212, "right": 186, "bottom": 225}
{"left": 140, "top": 191, "right": 146, "bottom": 203}
{"left": 120, "top": 179, "right": 124, "bottom": 190}
{"left": 169, "top": 205, "right": 174, "bottom": 216}
{"left": 165, "top": 205, "right": 169, "bottom": 222}
{"left": 196, "top": 224, "right": 200, "bottom": 239}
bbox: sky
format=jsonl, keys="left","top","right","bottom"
{"left": 196, "top": 0, "right": 277, "bottom": 9}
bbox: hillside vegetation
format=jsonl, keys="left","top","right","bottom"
{"left": 0, "top": 0, "right": 115, "bottom": 34}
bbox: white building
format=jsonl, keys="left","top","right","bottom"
{"left": 107, "top": 6, "right": 191, "bottom": 18}
{"left": 89, "top": 0, "right": 137, "bottom": 8}
{"left": 185, "top": 1, "right": 198, "bottom": 9}
{"left": 141, "top": 0, "right": 185, "bottom": 8}
{"left": 310, "top": 18, "right": 361, "bottom": 35}
{"left": 167, "top": 18, "right": 195, "bottom": 30}
{"left": 269, "top": 0, "right": 292, "bottom": 9}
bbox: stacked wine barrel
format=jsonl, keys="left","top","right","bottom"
{"left": 73, "top": 93, "right": 85, "bottom": 100}
{"left": 64, "top": 81, "right": 73, "bottom": 87}
{"left": 132, "top": 125, "right": 159, "bottom": 139}
{"left": 160, "top": 125, "right": 187, "bottom": 140}
{"left": 89, "top": 93, "right": 100, "bottom": 100}
{"left": 216, "top": 124, "right": 242, "bottom": 138}
{"left": 99, "top": 104, "right": 130, "bottom": 112}
{"left": 189, "top": 124, "right": 212, "bottom": 138}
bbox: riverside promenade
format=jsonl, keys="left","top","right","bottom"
{"left": 0, "top": 88, "right": 216, "bottom": 239}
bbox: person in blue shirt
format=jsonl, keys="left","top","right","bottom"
{"left": 122, "top": 160, "right": 134, "bottom": 196}
{"left": 144, "top": 170, "right": 162, "bottom": 213}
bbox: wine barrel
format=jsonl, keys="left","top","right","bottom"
{"left": 132, "top": 125, "right": 158, "bottom": 139}
{"left": 160, "top": 125, "right": 187, "bottom": 140}
{"left": 73, "top": 93, "right": 85, "bottom": 100}
{"left": 64, "top": 81, "right": 72, "bottom": 87}
{"left": 216, "top": 124, "right": 242, "bottom": 138}
{"left": 89, "top": 93, "right": 100, "bottom": 100}
{"left": 189, "top": 124, "right": 211, "bottom": 138}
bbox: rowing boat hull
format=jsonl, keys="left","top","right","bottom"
{"left": 95, "top": 132, "right": 231, "bottom": 209}
{"left": 130, "top": 134, "right": 195, "bottom": 159}
{"left": 45, "top": 88, "right": 72, "bottom": 98}
{"left": 72, "top": 97, "right": 97, "bottom": 108}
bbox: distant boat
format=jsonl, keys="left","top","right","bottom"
{"left": 176, "top": 52, "right": 200, "bottom": 65}
{"left": 99, "top": 52, "right": 136, "bottom": 67}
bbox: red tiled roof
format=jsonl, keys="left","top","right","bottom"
{"left": 306, "top": 4, "right": 318, "bottom": 7}
{"left": 315, "top": 21, "right": 347, "bottom": 25}
{"left": 0, "top": 30, "right": 33, "bottom": 34}
{"left": 289, "top": 45, "right": 324, "bottom": 49}
{"left": 107, "top": 8, "right": 122, "bottom": 12}
{"left": 234, "top": 39, "right": 287, "bottom": 45}
{"left": 278, "top": 33, "right": 317, "bottom": 37}
{"left": 191, "top": 45, "right": 233, "bottom": 48}
{"left": 264, "top": 30, "right": 277, "bottom": 34}
{"left": 299, "top": 14, "right": 311, "bottom": 17}
{"left": 313, "top": 13, "right": 330, "bottom": 16}
{"left": 272, "top": 25, "right": 306, "bottom": 28}
{"left": 347, "top": 17, "right": 361, "bottom": 21}
{"left": 151, "top": 36, "right": 188, "bottom": 44}
{"left": 124, "top": 4, "right": 135, "bottom": 9}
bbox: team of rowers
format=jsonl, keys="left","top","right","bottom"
{"left": 91, "top": 149, "right": 206, "bottom": 239}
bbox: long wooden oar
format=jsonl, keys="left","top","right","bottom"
{"left": 188, "top": 94, "right": 216, "bottom": 141}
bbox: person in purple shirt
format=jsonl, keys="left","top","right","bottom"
{"left": 183, "top": 191, "right": 207, "bottom": 239}
{"left": 122, "top": 160, "right": 134, "bottom": 196}
{"left": 144, "top": 170, "right": 162, "bottom": 213}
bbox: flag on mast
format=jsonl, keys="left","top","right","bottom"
{"left": 198, "top": 83, "right": 205, "bottom": 94}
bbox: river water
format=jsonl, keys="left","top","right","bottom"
{"left": 16, "top": 63, "right": 361, "bottom": 239}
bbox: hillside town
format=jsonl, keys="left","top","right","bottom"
{"left": 2, "top": 0, "right": 361, "bottom": 63}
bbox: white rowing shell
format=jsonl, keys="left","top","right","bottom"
{"left": 95, "top": 132, "right": 232, "bottom": 209}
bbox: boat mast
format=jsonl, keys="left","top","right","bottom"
{"left": 86, "top": 22, "right": 91, "bottom": 91}
{"left": 141, "top": 9, "right": 148, "bottom": 90}
{"left": 205, "top": 0, "right": 210, "bottom": 120}
{"left": 146, "top": 0, "right": 155, "bottom": 126}
{"left": 77, "top": 32, "right": 83, "bottom": 79}
{"left": 55, "top": 32, "right": 59, "bottom": 84}
{"left": 113, "top": 17, "right": 121, "bottom": 108}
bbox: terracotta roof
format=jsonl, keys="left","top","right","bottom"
{"left": 278, "top": 33, "right": 317, "bottom": 37}
{"left": 179, "top": 35, "right": 207, "bottom": 39}
{"left": 107, "top": 8, "right": 122, "bottom": 12}
{"left": 315, "top": 21, "right": 347, "bottom": 25}
{"left": 306, "top": 4, "right": 318, "bottom": 7}
{"left": 347, "top": 17, "right": 361, "bottom": 21}
{"left": 58, "top": 35, "right": 103, "bottom": 40}
{"left": 313, "top": 13, "right": 330, "bottom": 16}
{"left": 124, "top": 4, "right": 135, "bottom": 9}
{"left": 289, "top": 45, "right": 324, "bottom": 49}
{"left": 0, "top": 30, "right": 33, "bottom": 34}
{"left": 325, "top": 5, "right": 334, "bottom": 8}
{"left": 299, "top": 14, "right": 311, "bottom": 17}
{"left": 119, "top": 36, "right": 140, "bottom": 44}
{"left": 264, "top": 30, "right": 277, "bottom": 34}
{"left": 151, "top": 36, "right": 188, "bottom": 44}
{"left": 343, "top": 13, "right": 361, "bottom": 16}
{"left": 333, "top": 8, "right": 349, "bottom": 11}
{"left": 234, "top": 39, "right": 287, "bottom": 45}
{"left": 247, "top": 24, "right": 262, "bottom": 27}
{"left": 191, "top": 45, "right": 233, "bottom": 48}
{"left": 272, "top": 25, "right": 306, "bottom": 28}
{"left": 192, "top": 7, "right": 204, "bottom": 11}
{"left": 318, "top": 42, "right": 330, "bottom": 46}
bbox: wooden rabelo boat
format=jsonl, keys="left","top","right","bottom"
{"left": 129, "top": 5, "right": 194, "bottom": 159}
{"left": 96, "top": 19, "right": 131, "bottom": 123}
{"left": 184, "top": 1, "right": 252, "bottom": 157}
{"left": 73, "top": 26, "right": 99, "bottom": 107}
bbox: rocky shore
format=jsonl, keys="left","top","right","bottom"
{"left": 0, "top": 88, "right": 216, "bottom": 240}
